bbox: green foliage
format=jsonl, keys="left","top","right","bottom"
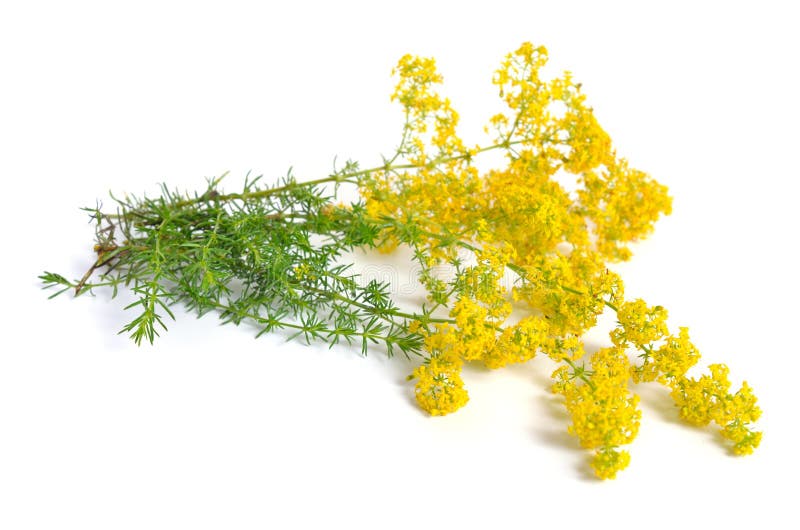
{"left": 41, "top": 173, "right": 423, "bottom": 357}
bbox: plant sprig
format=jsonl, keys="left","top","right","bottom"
{"left": 42, "top": 41, "right": 762, "bottom": 480}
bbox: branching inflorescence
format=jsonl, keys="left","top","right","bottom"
{"left": 42, "top": 42, "right": 761, "bottom": 479}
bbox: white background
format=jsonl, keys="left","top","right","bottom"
{"left": 2, "top": 1, "right": 798, "bottom": 528}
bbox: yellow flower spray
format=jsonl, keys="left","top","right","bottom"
{"left": 362, "top": 42, "right": 761, "bottom": 478}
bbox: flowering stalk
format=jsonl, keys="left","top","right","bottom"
{"left": 41, "top": 42, "right": 761, "bottom": 479}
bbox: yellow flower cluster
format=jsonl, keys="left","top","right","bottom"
{"left": 611, "top": 298, "right": 669, "bottom": 349}
{"left": 483, "top": 316, "right": 551, "bottom": 369}
{"left": 361, "top": 54, "right": 480, "bottom": 255}
{"left": 364, "top": 42, "right": 673, "bottom": 265}
{"left": 360, "top": 42, "right": 760, "bottom": 478}
{"left": 552, "top": 347, "right": 641, "bottom": 479}
{"left": 631, "top": 326, "right": 700, "bottom": 384}
{"left": 613, "top": 300, "right": 762, "bottom": 455}
{"left": 450, "top": 298, "right": 496, "bottom": 362}
{"left": 412, "top": 324, "right": 469, "bottom": 416}
{"left": 670, "top": 365, "right": 762, "bottom": 455}
{"left": 490, "top": 43, "right": 673, "bottom": 262}
{"left": 414, "top": 244, "right": 546, "bottom": 399}
{"left": 391, "top": 54, "right": 465, "bottom": 159}
{"left": 516, "top": 251, "right": 624, "bottom": 336}
{"left": 578, "top": 160, "right": 674, "bottom": 261}
{"left": 483, "top": 151, "right": 588, "bottom": 257}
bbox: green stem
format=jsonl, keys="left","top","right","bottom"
{"left": 303, "top": 284, "right": 452, "bottom": 326}
{"left": 111, "top": 140, "right": 526, "bottom": 218}
{"left": 209, "top": 300, "right": 417, "bottom": 351}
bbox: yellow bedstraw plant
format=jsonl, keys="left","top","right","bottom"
{"left": 42, "top": 42, "right": 761, "bottom": 480}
